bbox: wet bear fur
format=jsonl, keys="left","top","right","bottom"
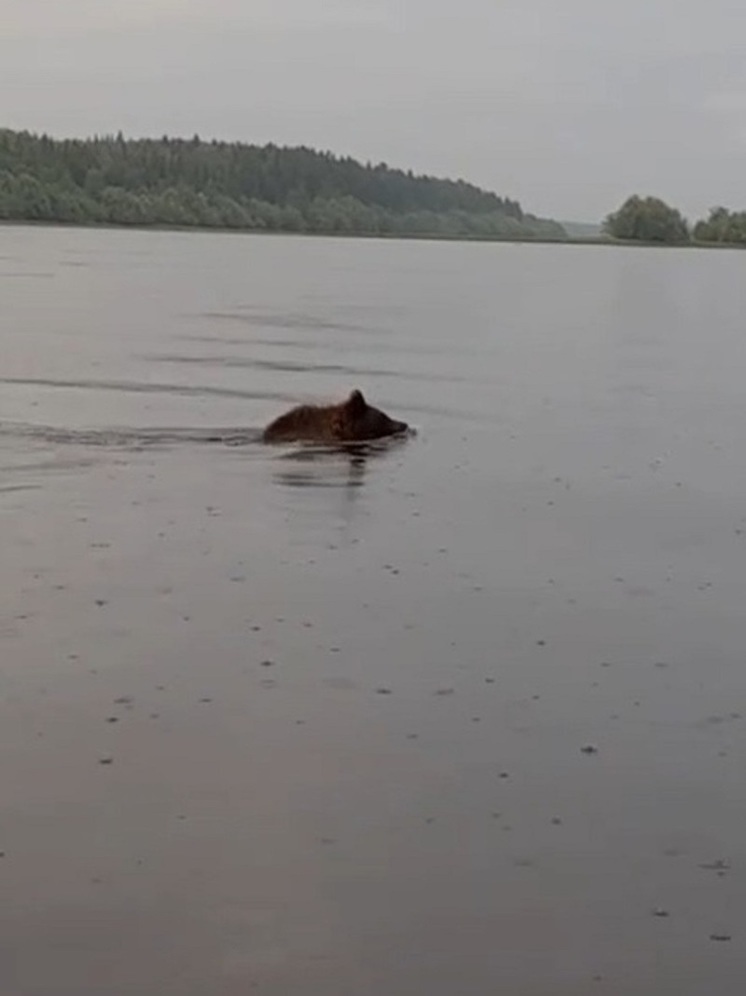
{"left": 262, "top": 389, "right": 408, "bottom": 443}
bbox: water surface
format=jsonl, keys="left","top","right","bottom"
{"left": 2, "top": 225, "right": 746, "bottom": 994}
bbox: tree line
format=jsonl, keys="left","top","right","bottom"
{"left": 604, "top": 195, "right": 746, "bottom": 246}
{"left": 0, "top": 129, "right": 566, "bottom": 240}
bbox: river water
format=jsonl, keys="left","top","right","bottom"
{"left": 1, "top": 224, "right": 746, "bottom": 994}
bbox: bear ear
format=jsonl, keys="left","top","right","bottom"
{"left": 347, "top": 389, "right": 366, "bottom": 414}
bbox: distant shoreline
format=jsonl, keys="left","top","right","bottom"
{"left": 2, "top": 217, "right": 745, "bottom": 250}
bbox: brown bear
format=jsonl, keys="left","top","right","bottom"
{"left": 262, "top": 389, "right": 408, "bottom": 443}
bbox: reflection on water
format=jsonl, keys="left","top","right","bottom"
{"left": 269, "top": 437, "right": 410, "bottom": 491}
{"left": 272, "top": 449, "right": 368, "bottom": 493}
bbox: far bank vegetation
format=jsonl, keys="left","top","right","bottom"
{"left": 604, "top": 195, "right": 746, "bottom": 247}
{"left": 0, "top": 128, "right": 565, "bottom": 241}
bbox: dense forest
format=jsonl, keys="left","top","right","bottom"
{"left": 0, "top": 129, "right": 566, "bottom": 240}
{"left": 604, "top": 196, "right": 746, "bottom": 246}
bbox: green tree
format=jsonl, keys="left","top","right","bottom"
{"left": 0, "top": 126, "right": 567, "bottom": 239}
{"left": 603, "top": 195, "right": 689, "bottom": 244}
{"left": 693, "top": 207, "right": 746, "bottom": 245}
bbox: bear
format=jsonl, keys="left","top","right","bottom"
{"left": 262, "top": 389, "right": 408, "bottom": 444}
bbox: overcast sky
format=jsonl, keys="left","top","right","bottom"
{"left": 3, "top": 0, "right": 746, "bottom": 221}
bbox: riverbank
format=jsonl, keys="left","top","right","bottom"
{"left": 4, "top": 216, "right": 746, "bottom": 250}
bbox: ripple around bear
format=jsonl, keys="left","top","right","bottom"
{"left": 262, "top": 389, "right": 408, "bottom": 443}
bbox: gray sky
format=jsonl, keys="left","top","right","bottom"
{"left": 3, "top": 0, "right": 745, "bottom": 221}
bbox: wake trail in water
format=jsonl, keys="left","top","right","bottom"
{"left": 0, "top": 422, "right": 261, "bottom": 448}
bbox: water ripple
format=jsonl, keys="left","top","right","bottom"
{"left": 0, "top": 422, "right": 261, "bottom": 448}
{"left": 0, "top": 375, "right": 290, "bottom": 403}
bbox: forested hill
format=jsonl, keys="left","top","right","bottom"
{"left": 0, "top": 129, "right": 565, "bottom": 240}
